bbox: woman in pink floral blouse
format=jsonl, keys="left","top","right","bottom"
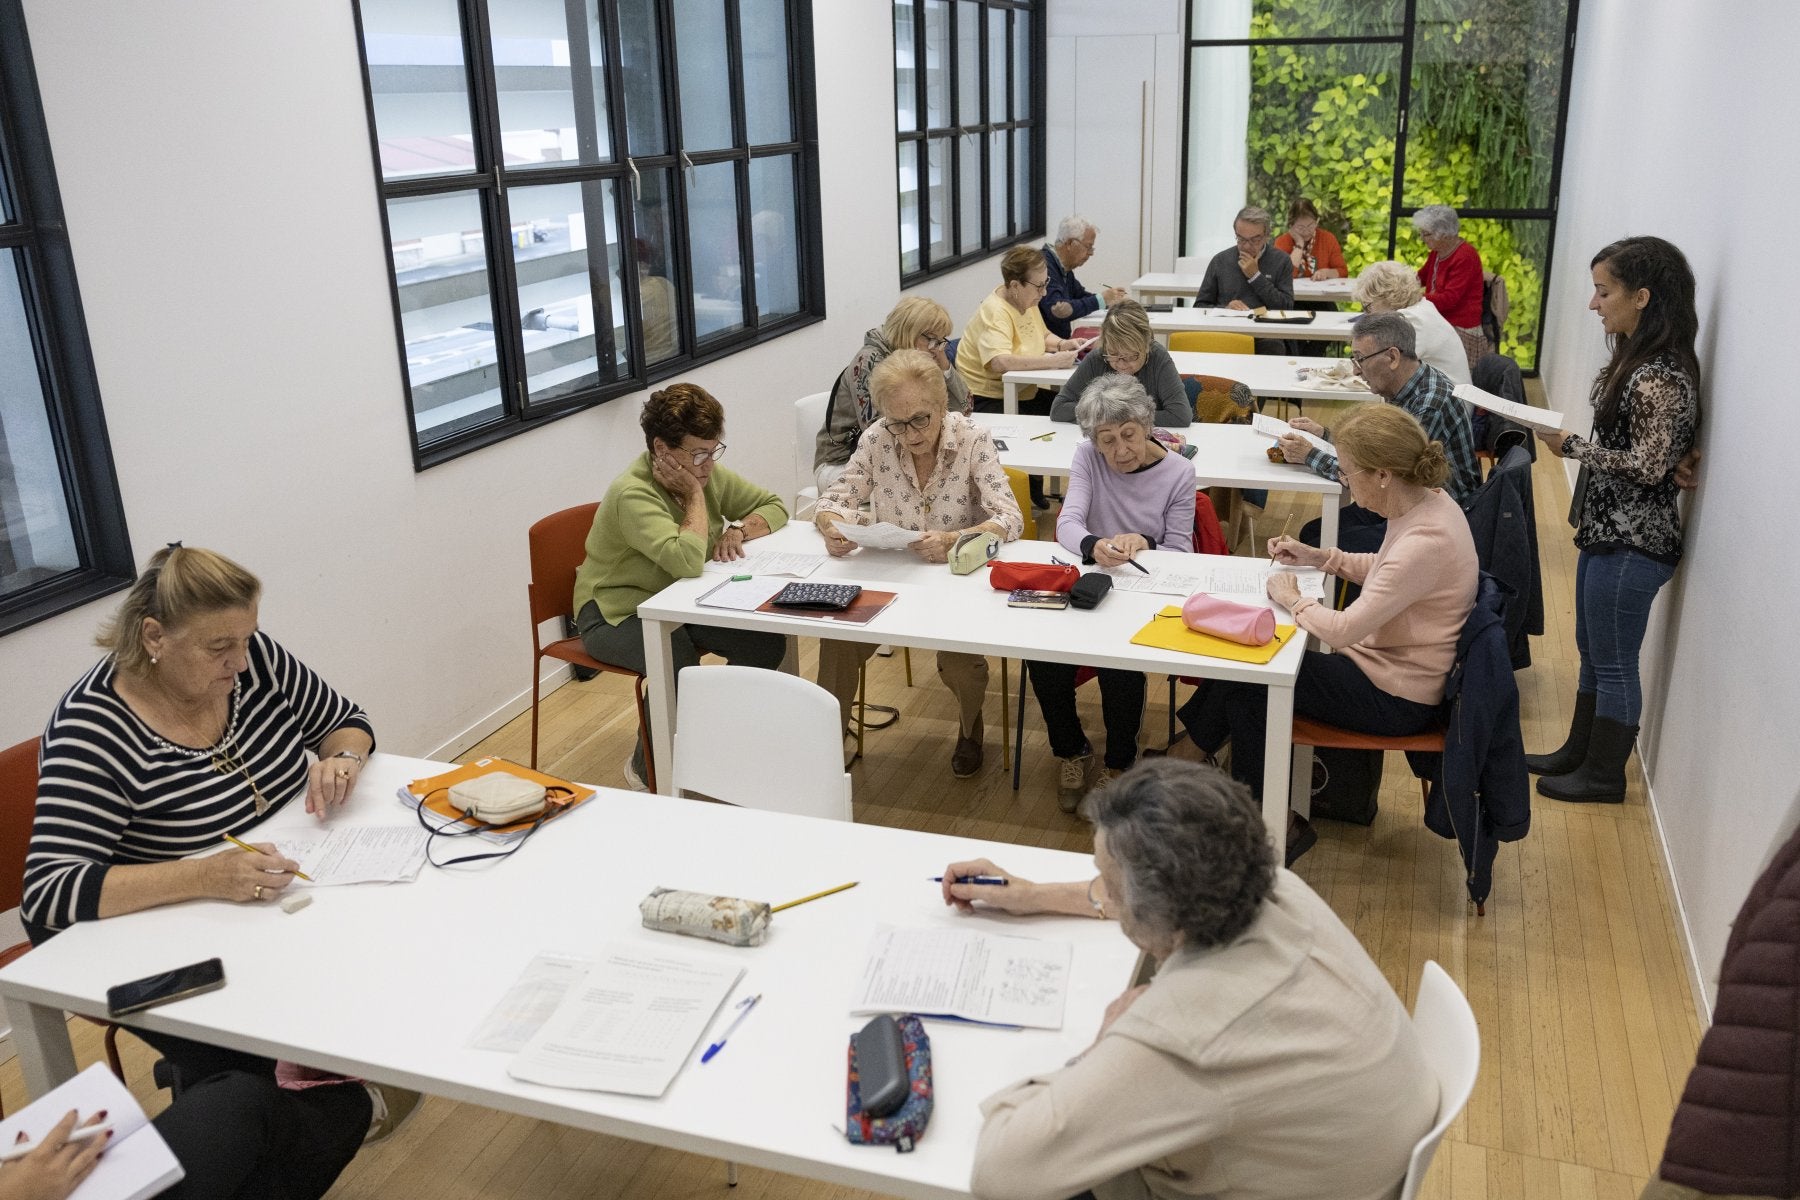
{"left": 814, "top": 349, "right": 1023, "bottom": 778}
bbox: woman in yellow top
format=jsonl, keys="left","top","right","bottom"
{"left": 572, "top": 383, "right": 790, "bottom": 789}
{"left": 955, "top": 244, "right": 1086, "bottom": 413}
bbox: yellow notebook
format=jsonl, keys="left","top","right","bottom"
{"left": 1130, "top": 608, "right": 1298, "bottom": 665}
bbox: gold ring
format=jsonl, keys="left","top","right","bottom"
{"left": 254, "top": 885, "right": 264, "bottom": 901}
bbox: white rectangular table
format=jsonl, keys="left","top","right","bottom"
{"left": 638, "top": 528, "right": 1307, "bottom": 853}
{"left": 1129, "top": 271, "right": 1357, "bottom": 305}
{"left": 1144, "top": 308, "right": 1357, "bottom": 345}
{"left": 0, "top": 754, "right": 1140, "bottom": 1200}
{"left": 1000, "top": 348, "right": 1377, "bottom": 414}
{"left": 972, "top": 413, "right": 1342, "bottom": 552}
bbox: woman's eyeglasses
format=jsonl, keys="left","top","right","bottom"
{"left": 883, "top": 412, "right": 934, "bottom": 433}
{"left": 679, "top": 443, "right": 728, "bottom": 465}
{"left": 921, "top": 334, "right": 949, "bottom": 351}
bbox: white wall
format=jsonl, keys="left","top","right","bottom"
{"left": 0, "top": 0, "right": 1020, "bottom": 757}
{"left": 1541, "top": 0, "right": 1800, "bottom": 1009}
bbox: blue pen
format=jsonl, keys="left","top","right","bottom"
{"left": 930, "top": 875, "right": 1009, "bottom": 886}
{"left": 700, "top": 993, "right": 761, "bottom": 1064}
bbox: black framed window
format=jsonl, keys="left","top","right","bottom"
{"left": 1180, "top": 0, "right": 1576, "bottom": 370}
{"left": 352, "top": 0, "right": 822, "bottom": 469}
{"left": 0, "top": 0, "right": 134, "bottom": 637}
{"left": 895, "top": 0, "right": 1042, "bottom": 285}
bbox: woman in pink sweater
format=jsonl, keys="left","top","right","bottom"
{"left": 1176, "top": 404, "right": 1477, "bottom": 860}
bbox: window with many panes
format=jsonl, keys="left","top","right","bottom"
{"left": 0, "top": 0, "right": 134, "bottom": 636}
{"left": 353, "top": 0, "right": 821, "bottom": 468}
{"left": 895, "top": 0, "right": 1042, "bottom": 285}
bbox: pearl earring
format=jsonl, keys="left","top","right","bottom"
{"left": 150, "top": 656, "right": 158, "bottom": 665}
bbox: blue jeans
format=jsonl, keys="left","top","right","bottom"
{"left": 1575, "top": 549, "right": 1676, "bottom": 725}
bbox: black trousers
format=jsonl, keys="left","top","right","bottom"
{"left": 1026, "top": 662, "right": 1145, "bottom": 769}
{"left": 1176, "top": 650, "right": 1439, "bottom": 798}
{"left": 138, "top": 1029, "right": 371, "bottom": 1200}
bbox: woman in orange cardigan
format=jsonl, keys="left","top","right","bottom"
{"left": 1273, "top": 198, "right": 1346, "bottom": 281}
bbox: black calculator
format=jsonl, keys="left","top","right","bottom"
{"left": 770, "top": 582, "right": 863, "bottom": 611}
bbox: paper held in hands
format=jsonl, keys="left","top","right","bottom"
{"left": 832, "top": 522, "right": 926, "bottom": 551}
{"left": 1453, "top": 383, "right": 1566, "bottom": 432}
{"left": 1252, "top": 411, "right": 1332, "bottom": 453}
{"left": 850, "top": 927, "right": 1072, "bottom": 1030}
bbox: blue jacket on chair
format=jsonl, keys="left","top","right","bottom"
{"left": 1462, "top": 444, "right": 1544, "bottom": 669}
{"left": 1414, "top": 573, "right": 1530, "bottom": 907}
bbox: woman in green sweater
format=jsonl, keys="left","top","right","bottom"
{"left": 573, "top": 383, "right": 790, "bottom": 789}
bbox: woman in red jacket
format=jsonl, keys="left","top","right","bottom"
{"left": 1413, "top": 205, "right": 1488, "bottom": 368}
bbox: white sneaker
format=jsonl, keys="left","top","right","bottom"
{"left": 1056, "top": 754, "right": 1092, "bottom": 813}
{"left": 622, "top": 754, "right": 649, "bottom": 792}
{"left": 364, "top": 1082, "right": 423, "bottom": 1143}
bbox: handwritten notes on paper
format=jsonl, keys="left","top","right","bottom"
{"left": 266, "top": 826, "right": 428, "bottom": 885}
{"left": 851, "top": 927, "right": 1072, "bottom": 1029}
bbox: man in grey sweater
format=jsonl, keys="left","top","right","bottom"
{"left": 1194, "top": 204, "right": 1296, "bottom": 311}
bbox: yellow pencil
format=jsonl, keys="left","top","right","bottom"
{"left": 224, "top": 832, "right": 314, "bottom": 882}
{"left": 1030, "top": 431, "right": 1055, "bottom": 442}
{"left": 771, "top": 881, "right": 857, "bottom": 913}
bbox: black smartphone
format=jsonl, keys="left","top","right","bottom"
{"left": 992, "top": 438, "right": 1008, "bottom": 451}
{"left": 106, "top": 958, "right": 226, "bottom": 1017}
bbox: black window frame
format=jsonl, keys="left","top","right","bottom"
{"left": 1177, "top": 0, "right": 1580, "bottom": 375}
{"left": 0, "top": 0, "right": 134, "bottom": 637}
{"left": 350, "top": 0, "right": 824, "bottom": 471}
{"left": 895, "top": 0, "right": 1045, "bottom": 286}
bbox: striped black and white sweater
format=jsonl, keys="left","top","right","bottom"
{"left": 24, "top": 632, "right": 373, "bottom": 942}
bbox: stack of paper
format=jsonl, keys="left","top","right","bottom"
{"left": 851, "top": 927, "right": 1072, "bottom": 1030}
{"left": 1252, "top": 411, "right": 1331, "bottom": 453}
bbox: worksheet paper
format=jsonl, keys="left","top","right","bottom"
{"left": 834, "top": 522, "right": 926, "bottom": 550}
{"left": 696, "top": 576, "right": 788, "bottom": 611}
{"left": 1252, "top": 412, "right": 1332, "bottom": 453}
{"left": 851, "top": 927, "right": 1071, "bottom": 1030}
{"left": 1106, "top": 564, "right": 1326, "bottom": 600}
{"left": 701, "top": 550, "right": 825, "bottom": 578}
{"left": 508, "top": 944, "right": 744, "bottom": 1095}
{"left": 1452, "top": 383, "right": 1566, "bottom": 431}
{"left": 469, "top": 952, "right": 595, "bottom": 1053}
{"left": 0, "top": 1063, "right": 183, "bottom": 1200}
{"left": 266, "top": 826, "right": 428, "bottom": 885}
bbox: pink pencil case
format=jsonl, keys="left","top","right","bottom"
{"left": 1182, "top": 593, "right": 1277, "bottom": 646}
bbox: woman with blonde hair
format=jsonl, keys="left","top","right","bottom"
{"left": 1049, "top": 299, "right": 1191, "bottom": 427}
{"left": 1353, "top": 259, "right": 1471, "bottom": 385}
{"left": 817, "top": 349, "right": 1022, "bottom": 777}
{"left": 1177, "top": 404, "right": 1478, "bottom": 859}
{"left": 814, "top": 295, "right": 970, "bottom": 490}
{"left": 24, "top": 543, "right": 413, "bottom": 1192}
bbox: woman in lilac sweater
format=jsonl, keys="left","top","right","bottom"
{"left": 1179, "top": 404, "right": 1477, "bottom": 862}
{"left": 1029, "top": 375, "right": 1196, "bottom": 813}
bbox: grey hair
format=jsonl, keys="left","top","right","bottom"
{"left": 1082, "top": 759, "right": 1276, "bottom": 949}
{"left": 1075, "top": 373, "right": 1156, "bottom": 441}
{"left": 1350, "top": 261, "right": 1424, "bottom": 312}
{"left": 1351, "top": 310, "right": 1419, "bottom": 360}
{"left": 1412, "top": 204, "right": 1460, "bottom": 239}
{"left": 1234, "top": 205, "right": 1272, "bottom": 232}
{"left": 1055, "top": 214, "right": 1095, "bottom": 243}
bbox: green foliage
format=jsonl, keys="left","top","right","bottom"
{"left": 1235, "top": 0, "right": 1567, "bottom": 369}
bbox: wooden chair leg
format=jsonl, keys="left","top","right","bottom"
{"left": 855, "top": 664, "right": 867, "bottom": 760}
{"left": 529, "top": 660, "right": 543, "bottom": 769}
{"left": 103, "top": 1024, "right": 125, "bottom": 1082}
{"left": 903, "top": 647, "right": 913, "bottom": 688}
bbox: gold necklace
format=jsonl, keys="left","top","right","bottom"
{"left": 212, "top": 726, "right": 270, "bottom": 816}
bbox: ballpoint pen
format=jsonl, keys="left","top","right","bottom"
{"left": 223, "top": 833, "right": 313, "bottom": 882}
{"left": 0, "top": 1120, "right": 112, "bottom": 1163}
{"left": 930, "top": 875, "right": 1008, "bottom": 886}
{"left": 701, "top": 993, "right": 761, "bottom": 1064}
{"left": 1106, "top": 542, "right": 1151, "bottom": 574}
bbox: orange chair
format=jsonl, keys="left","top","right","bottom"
{"left": 0, "top": 738, "right": 126, "bottom": 1111}
{"left": 1169, "top": 331, "right": 1254, "bottom": 354}
{"left": 527, "top": 504, "right": 655, "bottom": 786}
{"left": 1289, "top": 716, "right": 1445, "bottom": 810}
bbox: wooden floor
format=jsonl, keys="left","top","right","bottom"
{"left": 2, "top": 391, "right": 1702, "bottom": 1198}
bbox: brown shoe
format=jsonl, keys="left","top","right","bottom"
{"left": 951, "top": 716, "right": 985, "bottom": 777}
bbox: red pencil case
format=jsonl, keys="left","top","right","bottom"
{"left": 987, "top": 562, "right": 1080, "bottom": 593}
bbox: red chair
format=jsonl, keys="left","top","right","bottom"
{"left": 0, "top": 738, "right": 126, "bottom": 1113}
{"left": 527, "top": 504, "right": 655, "bottom": 787}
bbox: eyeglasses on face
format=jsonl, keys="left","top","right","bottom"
{"left": 883, "top": 411, "right": 935, "bottom": 434}
{"left": 1103, "top": 350, "right": 1143, "bottom": 367}
{"left": 1019, "top": 276, "right": 1049, "bottom": 293}
{"left": 678, "top": 442, "right": 727, "bottom": 464}
{"left": 920, "top": 334, "right": 949, "bottom": 351}
{"left": 1349, "top": 347, "right": 1396, "bottom": 371}
{"left": 1235, "top": 233, "right": 1268, "bottom": 248}
{"left": 1336, "top": 463, "right": 1370, "bottom": 483}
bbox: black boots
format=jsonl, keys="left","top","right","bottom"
{"left": 1536, "top": 717, "right": 1636, "bottom": 804}
{"left": 1525, "top": 691, "right": 1595, "bottom": 776}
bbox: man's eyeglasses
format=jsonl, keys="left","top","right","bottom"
{"left": 678, "top": 442, "right": 727, "bottom": 465}
{"left": 1235, "top": 234, "right": 1268, "bottom": 248}
{"left": 1349, "top": 347, "right": 1396, "bottom": 372}
{"left": 883, "top": 412, "right": 935, "bottom": 434}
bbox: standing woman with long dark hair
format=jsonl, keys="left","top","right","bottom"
{"left": 1529, "top": 237, "right": 1701, "bottom": 803}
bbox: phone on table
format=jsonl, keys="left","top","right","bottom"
{"left": 1007, "top": 589, "right": 1070, "bottom": 610}
{"left": 107, "top": 957, "right": 226, "bottom": 1017}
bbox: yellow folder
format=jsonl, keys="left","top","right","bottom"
{"left": 1129, "top": 608, "right": 1298, "bottom": 665}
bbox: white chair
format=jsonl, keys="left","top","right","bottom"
{"left": 1174, "top": 253, "right": 1208, "bottom": 275}
{"left": 671, "top": 665, "right": 852, "bottom": 821}
{"left": 793, "top": 390, "right": 829, "bottom": 519}
{"left": 1398, "top": 961, "right": 1481, "bottom": 1200}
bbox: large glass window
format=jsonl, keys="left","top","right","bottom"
{"left": 895, "top": 0, "right": 1042, "bottom": 285}
{"left": 354, "top": 0, "right": 822, "bottom": 467}
{"left": 1181, "top": 0, "right": 1574, "bottom": 369}
{"left": 0, "top": 0, "right": 134, "bottom": 636}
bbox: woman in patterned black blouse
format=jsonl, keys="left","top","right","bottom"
{"left": 1530, "top": 237, "right": 1701, "bottom": 804}
{"left": 23, "top": 545, "right": 416, "bottom": 1196}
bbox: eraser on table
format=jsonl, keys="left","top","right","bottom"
{"left": 280, "top": 892, "right": 313, "bottom": 914}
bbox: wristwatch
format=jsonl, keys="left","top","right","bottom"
{"left": 723, "top": 518, "right": 746, "bottom": 532}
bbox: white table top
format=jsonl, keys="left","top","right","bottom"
{"left": 645, "top": 526, "right": 1307, "bottom": 688}
{"left": 0, "top": 754, "right": 1142, "bottom": 1200}
{"left": 1003, "top": 350, "right": 1379, "bottom": 405}
{"left": 975, "top": 412, "right": 1342, "bottom": 497}
{"left": 1129, "top": 272, "right": 1357, "bottom": 304}
{"left": 1146, "top": 308, "right": 1357, "bottom": 343}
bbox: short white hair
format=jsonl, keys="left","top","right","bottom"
{"left": 1056, "top": 215, "right": 1095, "bottom": 244}
{"left": 1412, "top": 205, "right": 1460, "bottom": 239}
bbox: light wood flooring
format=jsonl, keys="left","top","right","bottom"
{"left": 2, "top": 390, "right": 1702, "bottom": 1198}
